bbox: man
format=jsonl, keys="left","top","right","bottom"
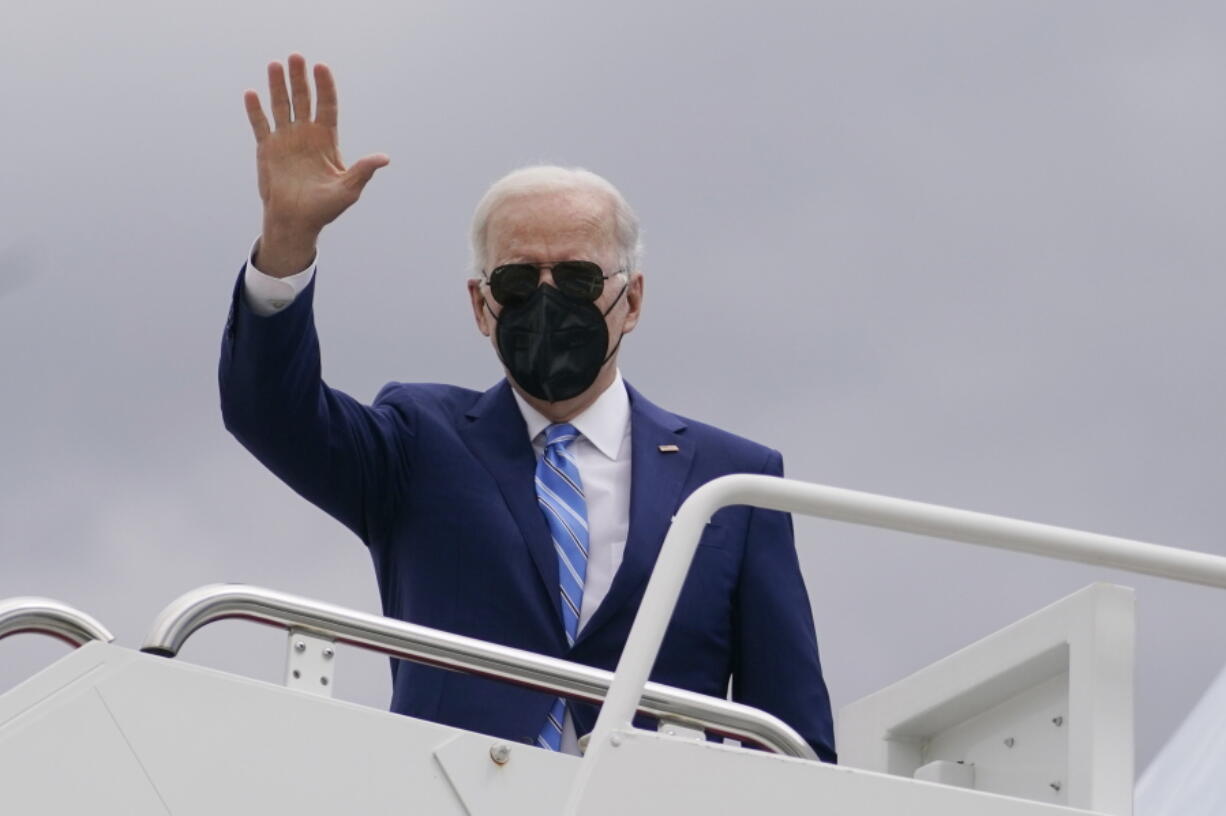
{"left": 221, "top": 53, "right": 835, "bottom": 762}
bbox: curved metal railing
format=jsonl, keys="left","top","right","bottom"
{"left": 0, "top": 597, "right": 114, "bottom": 648}
{"left": 141, "top": 583, "right": 816, "bottom": 760}
{"left": 568, "top": 474, "right": 1226, "bottom": 812}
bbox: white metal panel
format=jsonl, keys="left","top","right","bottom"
{"left": 914, "top": 759, "right": 976, "bottom": 787}
{"left": 435, "top": 734, "right": 571, "bottom": 815}
{"left": 0, "top": 643, "right": 577, "bottom": 815}
{"left": 0, "top": 638, "right": 1134, "bottom": 816}
{"left": 0, "top": 640, "right": 137, "bottom": 722}
{"left": 0, "top": 685, "right": 170, "bottom": 814}
{"left": 837, "top": 583, "right": 1134, "bottom": 815}
{"left": 93, "top": 652, "right": 576, "bottom": 814}
{"left": 922, "top": 673, "right": 1069, "bottom": 803}
{"left": 1135, "top": 661, "right": 1226, "bottom": 815}
{"left": 284, "top": 627, "right": 336, "bottom": 696}
{"left": 578, "top": 729, "right": 1099, "bottom": 816}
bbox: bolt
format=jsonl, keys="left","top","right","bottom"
{"left": 610, "top": 733, "right": 623, "bottom": 747}
{"left": 490, "top": 742, "right": 512, "bottom": 765}
{"left": 294, "top": 640, "right": 306, "bottom": 653}
{"left": 1052, "top": 716, "right": 1064, "bottom": 727}
{"left": 1004, "top": 737, "right": 1015, "bottom": 748}
{"left": 292, "top": 669, "right": 301, "bottom": 679}
{"left": 1051, "top": 781, "right": 1062, "bottom": 793}
{"left": 320, "top": 676, "right": 329, "bottom": 686}
{"left": 322, "top": 646, "right": 335, "bottom": 660}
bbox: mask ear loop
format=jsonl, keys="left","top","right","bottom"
{"left": 482, "top": 295, "right": 499, "bottom": 321}
{"left": 600, "top": 281, "right": 631, "bottom": 364}
{"left": 479, "top": 284, "right": 517, "bottom": 373}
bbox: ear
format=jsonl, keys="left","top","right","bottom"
{"left": 468, "top": 279, "right": 493, "bottom": 337}
{"left": 619, "top": 272, "right": 644, "bottom": 334}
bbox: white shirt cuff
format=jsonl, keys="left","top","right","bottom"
{"left": 243, "top": 236, "right": 318, "bottom": 317}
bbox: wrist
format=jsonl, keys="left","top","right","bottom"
{"left": 256, "top": 219, "right": 319, "bottom": 278}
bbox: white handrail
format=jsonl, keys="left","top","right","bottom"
{"left": 566, "top": 474, "right": 1226, "bottom": 813}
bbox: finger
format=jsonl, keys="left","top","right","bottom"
{"left": 243, "top": 90, "right": 271, "bottom": 141}
{"left": 267, "top": 61, "right": 291, "bottom": 127}
{"left": 344, "top": 154, "right": 391, "bottom": 190}
{"left": 287, "top": 53, "right": 311, "bottom": 122}
{"left": 314, "top": 62, "right": 338, "bottom": 128}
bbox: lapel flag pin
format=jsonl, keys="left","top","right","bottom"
{"left": 658, "top": 444, "right": 680, "bottom": 453}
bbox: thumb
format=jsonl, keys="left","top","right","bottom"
{"left": 345, "top": 153, "right": 390, "bottom": 190}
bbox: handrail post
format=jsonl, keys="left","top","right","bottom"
{"left": 567, "top": 477, "right": 738, "bottom": 812}
{"left": 566, "top": 473, "right": 1226, "bottom": 814}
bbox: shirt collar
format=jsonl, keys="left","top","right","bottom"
{"left": 512, "top": 371, "right": 630, "bottom": 461}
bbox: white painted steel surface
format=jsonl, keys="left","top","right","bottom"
{"left": 0, "top": 640, "right": 1105, "bottom": 815}
{"left": 576, "top": 729, "right": 1099, "bottom": 816}
{"left": 284, "top": 628, "right": 336, "bottom": 697}
{"left": 573, "top": 474, "right": 1226, "bottom": 813}
{"left": 0, "top": 641, "right": 576, "bottom": 814}
{"left": 839, "top": 583, "right": 1134, "bottom": 815}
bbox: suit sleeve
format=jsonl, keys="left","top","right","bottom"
{"left": 218, "top": 266, "right": 413, "bottom": 543}
{"left": 730, "top": 449, "right": 837, "bottom": 762}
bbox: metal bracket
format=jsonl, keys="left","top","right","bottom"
{"left": 285, "top": 628, "right": 336, "bottom": 697}
{"left": 657, "top": 718, "right": 706, "bottom": 743}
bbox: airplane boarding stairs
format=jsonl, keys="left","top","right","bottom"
{"left": 4, "top": 474, "right": 1225, "bottom": 815}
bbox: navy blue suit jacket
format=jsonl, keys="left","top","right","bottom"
{"left": 219, "top": 271, "right": 835, "bottom": 762}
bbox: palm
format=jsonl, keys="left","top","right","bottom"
{"left": 244, "top": 55, "right": 388, "bottom": 234}
{"left": 257, "top": 121, "right": 352, "bottom": 231}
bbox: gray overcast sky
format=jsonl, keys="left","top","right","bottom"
{"left": 2, "top": 0, "right": 1224, "bottom": 772}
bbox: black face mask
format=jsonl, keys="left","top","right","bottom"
{"left": 487, "top": 283, "right": 627, "bottom": 403}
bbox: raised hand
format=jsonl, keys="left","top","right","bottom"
{"left": 244, "top": 54, "right": 389, "bottom": 277}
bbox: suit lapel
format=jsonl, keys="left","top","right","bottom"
{"left": 459, "top": 380, "right": 562, "bottom": 626}
{"left": 577, "top": 383, "right": 693, "bottom": 645}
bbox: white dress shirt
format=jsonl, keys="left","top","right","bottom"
{"left": 510, "top": 377, "right": 631, "bottom": 633}
{"left": 243, "top": 247, "right": 633, "bottom": 754}
{"left": 512, "top": 373, "right": 632, "bottom": 755}
{"left": 243, "top": 239, "right": 317, "bottom": 316}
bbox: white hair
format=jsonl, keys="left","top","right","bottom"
{"left": 468, "top": 165, "right": 643, "bottom": 278}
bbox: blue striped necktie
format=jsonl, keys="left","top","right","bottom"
{"left": 534, "top": 422, "right": 589, "bottom": 750}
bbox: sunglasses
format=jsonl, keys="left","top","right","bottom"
{"left": 483, "top": 261, "right": 622, "bottom": 306}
